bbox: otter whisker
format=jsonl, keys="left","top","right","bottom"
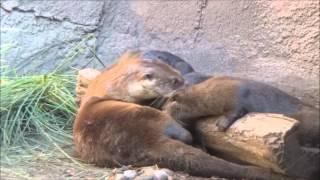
{"left": 149, "top": 96, "right": 161, "bottom": 107}
{"left": 149, "top": 96, "right": 168, "bottom": 109}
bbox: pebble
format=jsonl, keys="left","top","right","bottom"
{"left": 113, "top": 166, "right": 131, "bottom": 174}
{"left": 153, "top": 169, "right": 169, "bottom": 180}
{"left": 119, "top": 166, "right": 130, "bottom": 171}
{"left": 160, "top": 169, "right": 173, "bottom": 176}
{"left": 115, "top": 174, "right": 127, "bottom": 180}
{"left": 135, "top": 175, "right": 154, "bottom": 180}
{"left": 113, "top": 167, "right": 173, "bottom": 180}
{"left": 123, "top": 170, "right": 138, "bottom": 179}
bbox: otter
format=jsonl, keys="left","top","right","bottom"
{"left": 80, "top": 51, "right": 185, "bottom": 107}
{"left": 73, "top": 96, "right": 288, "bottom": 179}
{"left": 141, "top": 50, "right": 211, "bottom": 85}
{"left": 162, "top": 76, "right": 320, "bottom": 147}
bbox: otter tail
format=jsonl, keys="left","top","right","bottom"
{"left": 151, "top": 139, "right": 290, "bottom": 180}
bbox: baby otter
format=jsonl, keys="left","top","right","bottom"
{"left": 73, "top": 96, "right": 288, "bottom": 179}
{"left": 162, "top": 76, "right": 319, "bottom": 146}
{"left": 81, "top": 51, "right": 185, "bottom": 107}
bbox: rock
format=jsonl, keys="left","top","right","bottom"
{"left": 1, "top": 0, "right": 319, "bottom": 107}
{"left": 160, "top": 169, "right": 173, "bottom": 176}
{"left": 153, "top": 170, "right": 169, "bottom": 180}
{"left": 195, "top": 113, "right": 319, "bottom": 179}
{"left": 123, "top": 170, "right": 137, "bottom": 179}
{"left": 114, "top": 174, "right": 127, "bottom": 180}
{"left": 1, "top": 0, "right": 20, "bottom": 11}
{"left": 118, "top": 165, "right": 131, "bottom": 172}
{"left": 135, "top": 175, "right": 154, "bottom": 180}
{"left": 75, "top": 68, "right": 101, "bottom": 105}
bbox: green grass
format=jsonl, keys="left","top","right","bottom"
{"left": 0, "top": 34, "right": 98, "bottom": 172}
{"left": 0, "top": 67, "right": 79, "bottom": 171}
{"left": 0, "top": 74, "right": 76, "bottom": 147}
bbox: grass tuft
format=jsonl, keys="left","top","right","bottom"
{"left": 0, "top": 74, "right": 76, "bottom": 148}
{"left": 0, "top": 34, "right": 108, "bottom": 179}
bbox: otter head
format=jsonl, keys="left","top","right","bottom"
{"left": 84, "top": 51, "right": 185, "bottom": 105}
{"left": 126, "top": 61, "right": 185, "bottom": 102}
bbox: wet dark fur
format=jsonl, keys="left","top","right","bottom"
{"left": 141, "top": 50, "right": 211, "bottom": 85}
{"left": 163, "top": 76, "right": 320, "bottom": 147}
{"left": 73, "top": 96, "right": 288, "bottom": 179}
{"left": 183, "top": 71, "right": 211, "bottom": 85}
{"left": 142, "top": 50, "right": 194, "bottom": 75}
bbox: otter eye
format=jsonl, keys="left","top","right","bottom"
{"left": 143, "top": 73, "right": 154, "bottom": 80}
{"left": 171, "top": 78, "right": 179, "bottom": 85}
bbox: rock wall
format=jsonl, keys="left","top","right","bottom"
{"left": 1, "top": 0, "right": 319, "bottom": 107}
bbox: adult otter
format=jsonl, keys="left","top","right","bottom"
{"left": 80, "top": 51, "right": 185, "bottom": 107}
{"left": 162, "top": 76, "right": 319, "bottom": 146}
{"left": 141, "top": 50, "right": 211, "bottom": 85}
{"left": 73, "top": 96, "right": 288, "bottom": 179}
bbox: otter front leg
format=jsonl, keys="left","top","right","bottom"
{"left": 215, "top": 108, "right": 247, "bottom": 131}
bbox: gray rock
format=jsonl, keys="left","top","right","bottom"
{"left": 17, "top": 1, "right": 104, "bottom": 26}
{"left": 153, "top": 170, "right": 169, "bottom": 180}
{"left": 1, "top": 0, "right": 20, "bottom": 11}
{"left": 115, "top": 174, "right": 127, "bottom": 180}
{"left": 1, "top": 0, "right": 318, "bottom": 107}
{"left": 135, "top": 175, "right": 154, "bottom": 180}
{"left": 159, "top": 169, "right": 173, "bottom": 176}
{"left": 119, "top": 166, "right": 130, "bottom": 172}
{"left": 123, "top": 170, "right": 137, "bottom": 179}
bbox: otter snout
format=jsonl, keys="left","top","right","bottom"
{"left": 166, "top": 89, "right": 185, "bottom": 103}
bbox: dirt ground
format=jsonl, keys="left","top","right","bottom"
{"left": 0, "top": 153, "right": 224, "bottom": 180}
{"left": 0, "top": 139, "right": 228, "bottom": 180}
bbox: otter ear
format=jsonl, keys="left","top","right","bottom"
{"left": 143, "top": 73, "right": 154, "bottom": 80}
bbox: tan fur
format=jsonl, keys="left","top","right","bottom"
{"left": 163, "top": 76, "right": 320, "bottom": 147}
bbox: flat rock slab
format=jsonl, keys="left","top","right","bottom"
{"left": 195, "top": 113, "right": 319, "bottom": 179}
{"left": 76, "top": 68, "right": 101, "bottom": 105}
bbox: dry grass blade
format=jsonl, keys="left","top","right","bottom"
{"left": 0, "top": 34, "right": 113, "bottom": 179}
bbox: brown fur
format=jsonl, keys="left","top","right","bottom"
{"left": 162, "top": 76, "right": 320, "bottom": 147}
{"left": 73, "top": 51, "right": 288, "bottom": 179}
{"left": 81, "top": 51, "right": 184, "bottom": 107}
{"left": 73, "top": 96, "right": 288, "bottom": 179}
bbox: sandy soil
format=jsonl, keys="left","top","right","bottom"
{"left": 0, "top": 155, "right": 224, "bottom": 180}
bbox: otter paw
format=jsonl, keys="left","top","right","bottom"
{"left": 164, "top": 121, "right": 193, "bottom": 144}
{"left": 215, "top": 116, "right": 231, "bottom": 131}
